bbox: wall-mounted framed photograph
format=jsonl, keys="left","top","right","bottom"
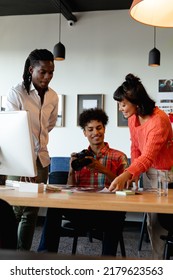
{"left": 77, "top": 94, "right": 104, "bottom": 125}
{"left": 56, "top": 94, "right": 65, "bottom": 127}
{"left": 0, "top": 95, "right": 7, "bottom": 111}
{"left": 117, "top": 107, "right": 128, "bottom": 127}
{"left": 159, "top": 79, "right": 173, "bottom": 92}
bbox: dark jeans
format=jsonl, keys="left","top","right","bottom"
{"left": 8, "top": 158, "right": 49, "bottom": 251}
{"left": 38, "top": 208, "right": 126, "bottom": 256}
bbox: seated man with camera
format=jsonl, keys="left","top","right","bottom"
{"left": 38, "top": 108, "right": 128, "bottom": 256}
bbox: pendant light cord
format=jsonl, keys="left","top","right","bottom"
{"left": 154, "top": 26, "right": 156, "bottom": 48}
{"left": 59, "top": 0, "right": 61, "bottom": 42}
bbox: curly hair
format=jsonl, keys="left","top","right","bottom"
{"left": 79, "top": 108, "right": 109, "bottom": 129}
{"left": 22, "top": 49, "right": 54, "bottom": 94}
{"left": 113, "top": 73, "right": 155, "bottom": 116}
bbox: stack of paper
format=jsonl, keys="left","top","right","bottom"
{"left": 116, "top": 190, "right": 135, "bottom": 196}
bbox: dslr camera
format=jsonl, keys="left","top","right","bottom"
{"left": 71, "top": 149, "right": 94, "bottom": 171}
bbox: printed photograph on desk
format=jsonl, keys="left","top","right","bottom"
{"left": 116, "top": 190, "right": 135, "bottom": 196}
{"left": 77, "top": 94, "right": 104, "bottom": 126}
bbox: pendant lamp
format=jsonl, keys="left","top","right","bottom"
{"left": 130, "top": 0, "right": 173, "bottom": 28}
{"left": 53, "top": 0, "right": 65, "bottom": 61}
{"left": 148, "top": 27, "right": 160, "bottom": 67}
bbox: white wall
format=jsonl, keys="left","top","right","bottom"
{"left": 0, "top": 10, "right": 173, "bottom": 158}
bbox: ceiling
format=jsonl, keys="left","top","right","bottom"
{"left": 0, "top": 0, "right": 132, "bottom": 22}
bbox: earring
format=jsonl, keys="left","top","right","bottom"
{"left": 28, "top": 74, "right": 32, "bottom": 83}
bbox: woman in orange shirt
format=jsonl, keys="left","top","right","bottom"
{"left": 109, "top": 73, "right": 173, "bottom": 259}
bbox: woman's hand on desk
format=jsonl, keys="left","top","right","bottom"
{"left": 108, "top": 171, "right": 133, "bottom": 192}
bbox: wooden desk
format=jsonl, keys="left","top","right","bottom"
{"left": 0, "top": 187, "right": 173, "bottom": 214}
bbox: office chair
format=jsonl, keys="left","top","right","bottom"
{"left": 137, "top": 175, "right": 150, "bottom": 252}
{"left": 48, "top": 171, "right": 126, "bottom": 256}
{"left": 157, "top": 184, "right": 173, "bottom": 259}
{"left": 0, "top": 199, "right": 17, "bottom": 249}
{"left": 49, "top": 171, "right": 69, "bottom": 185}
{"left": 158, "top": 213, "right": 173, "bottom": 259}
{"left": 48, "top": 171, "right": 91, "bottom": 253}
{"left": 138, "top": 213, "right": 150, "bottom": 251}
{"left": 59, "top": 218, "right": 126, "bottom": 256}
{"left": 49, "top": 157, "right": 70, "bottom": 173}
{"left": 138, "top": 181, "right": 173, "bottom": 254}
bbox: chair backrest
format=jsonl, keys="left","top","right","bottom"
{"left": 49, "top": 171, "right": 69, "bottom": 184}
{"left": 50, "top": 157, "right": 70, "bottom": 172}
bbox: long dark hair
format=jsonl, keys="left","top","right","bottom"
{"left": 113, "top": 73, "right": 155, "bottom": 116}
{"left": 22, "top": 49, "right": 54, "bottom": 94}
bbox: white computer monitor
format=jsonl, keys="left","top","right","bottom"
{"left": 0, "top": 111, "right": 37, "bottom": 177}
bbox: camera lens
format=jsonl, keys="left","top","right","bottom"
{"left": 71, "top": 158, "right": 92, "bottom": 171}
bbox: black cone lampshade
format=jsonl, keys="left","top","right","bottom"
{"left": 54, "top": 42, "right": 65, "bottom": 61}
{"left": 148, "top": 27, "right": 160, "bottom": 67}
{"left": 148, "top": 47, "right": 160, "bottom": 66}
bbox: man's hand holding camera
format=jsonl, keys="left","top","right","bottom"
{"left": 87, "top": 157, "right": 103, "bottom": 172}
{"left": 70, "top": 150, "right": 117, "bottom": 185}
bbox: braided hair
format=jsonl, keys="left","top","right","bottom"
{"left": 113, "top": 73, "right": 155, "bottom": 116}
{"left": 22, "top": 49, "right": 54, "bottom": 94}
